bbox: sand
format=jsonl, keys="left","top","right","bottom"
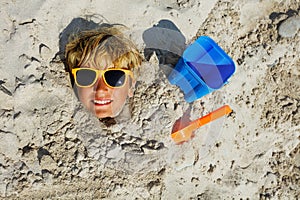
{"left": 0, "top": 0, "right": 299, "bottom": 199}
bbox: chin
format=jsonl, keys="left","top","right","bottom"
{"left": 96, "top": 113, "right": 113, "bottom": 119}
{"left": 97, "top": 110, "right": 123, "bottom": 119}
{"left": 95, "top": 111, "right": 119, "bottom": 119}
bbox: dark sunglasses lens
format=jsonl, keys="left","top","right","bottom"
{"left": 76, "top": 69, "right": 97, "bottom": 86}
{"left": 104, "top": 70, "right": 126, "bottom": 87}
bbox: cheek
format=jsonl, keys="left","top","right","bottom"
{"left": 77, "top": 87, "right": 92, "bottom": 101}
{"left": 111, "top": 85, "right": 130, "bottom": 108}
{"left": 112, "top": 83, "right": 130, "bottom": 99}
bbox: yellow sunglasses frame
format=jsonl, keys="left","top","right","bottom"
{"left": 72, "top": 68, "right": 134, "bottom": 88}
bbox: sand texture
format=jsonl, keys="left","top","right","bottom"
{"left": 0, "top": 0, "right": 299, "bottom": 199}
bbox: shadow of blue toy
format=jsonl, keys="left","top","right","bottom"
{"left": 168, "top": 36, "right": 235, "bottom": 102}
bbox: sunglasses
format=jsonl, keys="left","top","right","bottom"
{"left": 72, "top": 68, "right": 134, "bottom": 88}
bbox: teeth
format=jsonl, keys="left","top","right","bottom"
{"left": 93, "top": 100, "right": 112, "bottom": 105}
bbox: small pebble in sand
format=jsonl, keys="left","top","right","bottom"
{"left": 278, "top": 16, "right": 300, "bottom": 38}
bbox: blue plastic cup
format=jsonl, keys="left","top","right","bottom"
{"left": 168, "top": 36, "right": 235, "bottom": 102}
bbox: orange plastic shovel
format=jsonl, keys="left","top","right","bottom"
{"left": 171, "top": 105, "right": 232, "bottom": 144}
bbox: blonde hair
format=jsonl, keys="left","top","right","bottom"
{"left": 65, "top": 25, "right": 142, "bottom": 73}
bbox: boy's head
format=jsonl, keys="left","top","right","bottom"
{"left": 65, "top": 25, "right": 142, "bottom": 119}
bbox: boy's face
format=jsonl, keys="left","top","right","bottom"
{"left": 75, "top": 58, "right": 134, "bottom": 119}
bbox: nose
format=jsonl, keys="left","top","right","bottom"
{"left": 94, "top": 76, "right": 109, "bottom": 91}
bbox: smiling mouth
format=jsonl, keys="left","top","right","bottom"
{"left": 92, "top": 99, "right": 113, "bottom": 106}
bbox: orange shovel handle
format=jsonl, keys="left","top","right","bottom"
{"left": 193, "top": 105, "right": 232, "bottom": 128}
{"left": 171, "top": 105, "right": 232, "bottom": 143}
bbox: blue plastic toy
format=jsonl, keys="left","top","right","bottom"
{"left": 168, "top": 36, "right": 235, "bottom": 102}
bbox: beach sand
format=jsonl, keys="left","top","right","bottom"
{"left": 0, "top": 0, "right": 299, "bottom": 199}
